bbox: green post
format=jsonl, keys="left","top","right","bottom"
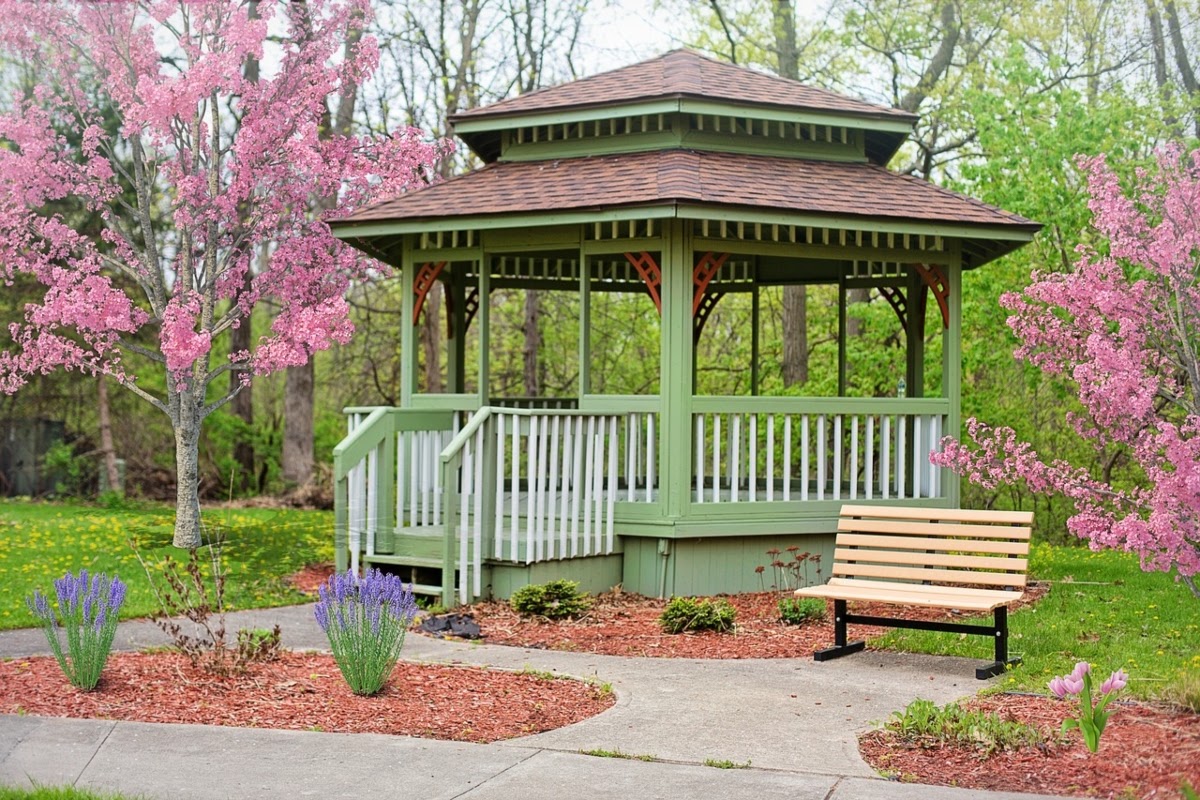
{"left": 837, "top": 274, "right": 848, "bottom": 397}
{"left": 400, "top": 236, "right": 417, "bottom": 407}
{"left": 449, "top": 267, "right": 466, "bottom": 394}
{"left": 334, "top": 469, "right": 349, "bottom": 572}
{"left": 441, "top": 452, "right": 460, "bottom": 608}
{"left": 578, "top": 241, "right": 591, "bottom": 398}
{"left": 905, "top": 268, "right": 925, "bottom": 398}
{"left": 751, "top": 282, "right": 761, "bottom": 396}
{"left": 477, "top": 256, "right": 490, "bottom": 405}
{"left": 660, "top": 219, "right": 693, "bottom": 519}
{"left": 943, "top": 251, "right": 963, "bottom": 506}
{"left": 374, "top": 413, "right": 396, "bottom": 555}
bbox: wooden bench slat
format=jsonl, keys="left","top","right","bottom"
{"left": 836, "top": 532, "right": 1029, "bottom": 555}
{"left": 832, "top": 561, "right": 1027, "bottom": 587}
{"left": 839, "top": 504, "right": 1034, "bottom": 525}
{"left": 795, "top": 579, "right": 1020, "bottom": 611}
{"left": 833, "top": 547, "right": 1028, "bottom": 573}
{"left": 838, "top": 518, "right": 1032, "bottom": 541}
{"left": 806, "top": 576, "right": 1024, "bottom": 602}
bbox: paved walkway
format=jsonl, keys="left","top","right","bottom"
{"left": 0, "top": 605, "right": 1066, "bottom": 799}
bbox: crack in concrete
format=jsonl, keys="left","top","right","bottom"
{"left": 447, "top": 745, "right": 542, "bottom": 798}
{"left": 822, "top": 776, "right": 844, "bottom": 800}
{"left": 71, "top": 719, "right": 117, "bottom": 787}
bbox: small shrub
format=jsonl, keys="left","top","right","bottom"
{"left": 236, "top": 627, "right": 282, "bottom": 663}
{"left": 26, "top": 570, "right": 127, "bottom": 691}
{"left": 659, "top": 596, "right": 736, "bottom": 634}
{"left": 778, "top": 596, "right": 825, "bottom": 625}
{"left": 887, "top": 699, "right": 1044, "bottom": 756}
{"left": 510, "top": 580, "right": 592, "bottom": 620}
{"left": 315, "top": 568, "right": 418, "bottom": 696}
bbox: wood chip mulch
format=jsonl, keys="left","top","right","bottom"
{"left": 453, "top": 584, "right": 1049, "bottom": 659}
{"left": 859, "top": 694, "right": 1200, "bottom": 799}
{"left": 0, "top": 651, "right": 614, "bottom": 743}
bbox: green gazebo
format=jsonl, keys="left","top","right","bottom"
{"left": 329, "top": 50, "right": 1039, "bottom": 606}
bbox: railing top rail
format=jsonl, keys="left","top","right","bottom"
{"left": 333, "top": 406, "right": 390, "bottom": 478}
{"left": 691, "top": 395, "right": 951, "bottom": 414}
{"left": 439, "top": 405, "right": 644, "bottom": 463}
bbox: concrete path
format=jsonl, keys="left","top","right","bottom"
{"left": 0, "top": 605, "right": 1067, "bottom": 799}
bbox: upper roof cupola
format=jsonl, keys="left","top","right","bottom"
{"left": 449, "top": 49, "right": 917, "bottom": 166}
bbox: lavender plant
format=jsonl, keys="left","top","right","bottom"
{"left": 314, "top": 569, "right": 418, "bottom": 696}
{"left": 26, "top": 570, "right": 127, "bottom": 691}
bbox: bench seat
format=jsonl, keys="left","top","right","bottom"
{"left": 797, "top": 504, "right": 1033, "bottom": 679}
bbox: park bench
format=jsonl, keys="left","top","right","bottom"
{"left": 794, "top": 504, "right": 1033, "bottom": 679}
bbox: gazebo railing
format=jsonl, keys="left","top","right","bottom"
{"left": 691, "top": 397, "right": 950, "bottom": 504}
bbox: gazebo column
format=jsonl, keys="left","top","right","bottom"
{"left": 905, "top": 267, "right": 926, "bottom": 399}
{"left": 838, "top": 274, "right": 848, "bottom": 396}
{"left": 660, "top": 219, "right": 694, "bottom": 519}
{"left": 400, "top": 236, "right": 417, "bottom": 406}
{"left": 942, "top": 252, "right": 963, "bottom": 506}
{"left": 446, "top": 268, "right": 466, "bottom": 394}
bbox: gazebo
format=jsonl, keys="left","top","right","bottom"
{"left": 329, "top": 50, "right": 1039, "bottom": 607}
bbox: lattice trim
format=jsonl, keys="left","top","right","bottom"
{"left": 693, "top": 290, "right": 726, "bottom": 343}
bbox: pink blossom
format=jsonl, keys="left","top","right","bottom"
{"left": 1049, "top": 676, "right": 1070, "bottom": 699}
{"left": 1100, "top": 669, "right": 1128, "bottom": 695}
{"left": 1070, "top": 661, "right": 1091, "bottom": 681}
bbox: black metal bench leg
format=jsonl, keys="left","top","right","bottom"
{"left": 813, "top": 599, "right": 866, "bottom": 662}
{"left": 976, "top": 606, "right": 1021, "bottom": 679}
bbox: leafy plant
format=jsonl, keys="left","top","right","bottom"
{"left": 778, "top": 596, "right": 825, "bottom": 625}
{"left": 659, "top": 596, "right": 736, "bottom": 634}
{"left": 510, "top": 579, "right": 592, "bottom": 620}
{"left": 755, "top": 546, "right": 823, "bottom": 592}
{"left": 235, "top": 627, "right": 282, "bottom": 663}
{"left": 315, "top": 568, "right": 418, "bottom": 696}
{"left": 25, "top": 570, "right": 126, "bottom": 690}
{"left": 41, "top": 442, "right": 89, "bottom": 498}
{"left": 887, "top": 699, "right": 1045, "bottom": 756}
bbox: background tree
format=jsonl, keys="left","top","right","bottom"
{"left": 934, "top": 148, "right": 1200, "bottom": 596}
{"left": 0, "top": 0, "right": 443, "bottom": 545}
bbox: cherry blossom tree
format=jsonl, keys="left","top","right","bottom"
{"left": 934, "top": 147, "right": 1200, "bottom": 597}
{"left": 0, "top": 0, "right": 445, "bottom": 547}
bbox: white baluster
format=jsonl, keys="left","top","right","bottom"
{"left": 510, "top": 414, "right": 520, "bottom": 560}
{"left": 570, "top": 415, "right": 584, "bottom": 557}
{"left": 931, "top": 415, "right": 942, "bottom": 497}
{"left": 460, "top": 439, "right": 472, "bottom": 604}
{"left": 882, "top": 415, "right": 891, "bottom": 500}
{"left": 730, "top": 414, "right": 741, "bottom": 503}
{"left": 783, "top": 415, "right": 792, "bottom": 501}
{"left": 408, "top": 431, "right": 418, "bottom": 528}
{"left": 547, "top": 415, "right": 561, "bottom": 559}
{"left": 865, "top": 416, "right": 875, "bottom": 500}
{"left": 712, "top": 414, "right": 721, "bottom": 503}
{"left": 817, "top": 415, "right": 826, "bottom": 501}
{"left": 526, "top": 416, "right": 538, "bottom": 565}
{"left": 582, "top": 416, "right": 595, "bottom": 555}
{"left": 607, "top": 415, "right": 618, "bottom": 554}
{"left": 766, "top": 414, "right": 775, "bottom": 502}
{"left": 559, "top": 415, "right": 573, "bottom": 558}
{"left": 695, "top": 414, "right": 705, "bottom": 504}
{"left": 473, "top": 425, "right": 484, "bottom": 596}
{"left": 850, "top": 416, "right": 859, "bottom": 501}
{"left": 592, "top": 418, "right": 605, "bottom": 554}
{"left": 626, "top": 413, "right": 636, "bottom": 503}
{"left": 801, "top": 415, "right": 810, "bottom": 501}
{"left": 833, "top": 415, "right": 842, "bottom": 501}
{"left": 897, "top": 415, "right": 907, "bottom": 500}
{"left": 494, "top": 415, "right": 505, "bottom": 559}
{"left": 432, "top": 431, "right": 442, "bottom": 527}
{"left": 535, "top": 415, "right": 549, "bottom": 561}
{"left": 748, "top": 414, "right": 757, "bottom": 502}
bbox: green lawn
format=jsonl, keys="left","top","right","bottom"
{"left": 0, "top": 499, "right": 333, "bottom": 630}
{"left": 0, "top": 786, "right": 140, "bottom": 800}
{"left": 879, "top": 543, "right": 1200, "bottom": 703}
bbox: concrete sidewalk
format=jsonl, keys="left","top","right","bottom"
{"left": 0, "top": 605, "right": 1067, "bottom": 799}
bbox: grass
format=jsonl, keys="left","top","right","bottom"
{"left": 0, "top": 786, "right": 143, "bottom": 800}
{"left": 0, "top": 499, "right": 332, "bottom": 630}
{"left": 703, "top": 758, "right": 752, "bottom": 769}
{"left": 578, "top": 748, "right": 658, "bottom": 761}
{"left": 878, "top": 543, "right": 1200, "bottom": 702}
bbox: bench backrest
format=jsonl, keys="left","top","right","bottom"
{"left": 834, "top": 504, "right": 1033, "bottom": 590}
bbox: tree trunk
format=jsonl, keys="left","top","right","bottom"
{"left": 282, "top": 362, "right": 314, "bottom": 486}
{"left": 523, "top": 290, "right": 541, "bottom": 396}
{"left": 421, "top": 284, "right": 443, "bottom": 393}
{"left": 173, "top": 400, "right": 204, "bottom": 549}
{"left": 846, "top": 287, "right": 870, "bottom": 337}
{"left": 782, "top": 285, "right": 808, "bottom": 386}
{"left": 97, "top": 374, "right": 120, "bottom": 494}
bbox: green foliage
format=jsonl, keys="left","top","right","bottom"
{"left": 0, "top": 786, "right": 145, "bottom": 800}
{"left": 887, "top": 698, "right": 1045, "bottom": 756}
{"left": 878, "top": 545, "right": 1200, "bottom": 700}
{"left": 509, "top": 580, "right": 592, "bottom": 619}
{"left": 778, "top": 597, "right": 825, "bottom": 625}
{"left": 0, "top": 500, "right": 332, "bottom": 630}
{"left": 703, "top": 758, "right": 751, "bottom": 769}
{"left": 659, "top": 596, "right": 736, "bottom": 634}
{"left": 41, "top": 442, "right": 90, "bottom": 498}
{"left": 1158, "top": 669, "right": 1200, "bottom": 713}
{"left": 235, "top": 627, "right": 282, "bottom": 663}
{"left": 578, "top": 749, "right": 658, "bottom": 762}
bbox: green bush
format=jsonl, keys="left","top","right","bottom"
{"left": 887, "top": 699, "right": 1045, "bottom": 756}
{"left": 510, "top": 580, "right": 592, "bottom": 620}
{"left": 778, "top": 596, "right": 825, "bottom": 625}
{"left": 659, "top": 596, "right": 736, "bottom": 634}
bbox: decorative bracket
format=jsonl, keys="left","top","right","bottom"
{"left": 624, "top": 251, "right": 662, "bottom": 314}
{"left": 412, "top": 261, "right": 447, "bottom": 325}
{"left": 692, "top": 252, "right": 730, "bottom": 315}
{"left": 913, "top": 263, "right": 949, "bottom": 329}
{"left": 693, "top": 290, "right": 726, "bottom": 343}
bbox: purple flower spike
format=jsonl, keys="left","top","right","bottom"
{"left": 1100, "top": 669, "right": 1128, "bottom": 695}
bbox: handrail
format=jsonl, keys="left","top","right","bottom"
{"left": 333, "top": 407, "right": 391, "bottom": 474}
{"left": 691, "top": 396, "right": 950, "bottom": 415}
{"left": 440, "top": 405, "right": 651, "bottom": 463}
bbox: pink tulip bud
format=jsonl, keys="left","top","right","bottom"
{"left": 1070, "top": 661, "right": 1091, "bottom": 681}
{"left": 1062, "top": 674, "right": 1085, "bottom": 696}
{"left": 1049, "top": 676, "right": 1069, "bottom": 698}
{"left": 1100, "top": 669, "right": 1128, "bottom": 695}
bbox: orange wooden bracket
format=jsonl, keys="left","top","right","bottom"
{"left": 412, "top": 261, "right": 447, "bottom": 325}
{"left": 693, "top": 290, "right": 726, "bottom": 343}
{"left": 913, "top": 263, "right": 949, "bottom": 329}
{"left": 879, "top": 286, "right": 907, "bottom": 332}
{"left": 692, "top": 252, "right": 730, "bottom": 315}
{"left": 624, "top": 251, "right": 662, "bottom": 314}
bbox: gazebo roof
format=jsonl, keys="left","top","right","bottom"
{"left": 450, "top": 50, "right": 916, "bottom": 164}
{"left": 333, "top": 149, "right": 1039, "bottom": 268}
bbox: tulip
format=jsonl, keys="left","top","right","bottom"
{"left": 1100, "top": 669, "right": 1128, "bottom": 695}
{"left": 1049, "top": 676, "right": 1069, "bottom": 698}
{"left": 1062, "top": 674, "right": 1085, "bottom": 696}
{"left": 1070, "top": 661, "right": 1091, "bottom": 681}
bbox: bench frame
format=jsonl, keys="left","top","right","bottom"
{"left": 799, "top": 504, "right": 1032, "bottom": 680}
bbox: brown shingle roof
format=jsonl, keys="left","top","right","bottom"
{"left": 335, "top": 149, "right": 1037, "bottom": 232}
{"left": 450, "top": 50, "right": 915, "bottom": 124}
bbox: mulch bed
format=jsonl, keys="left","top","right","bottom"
{"left": 0, "top": 651, "right": 613, "bottom": 743}
{"left": 450, "top": 584, "right": 1049, "bottom": 659}
{"left": 859, "top": 694, "right": 1200, "bottom": 799}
